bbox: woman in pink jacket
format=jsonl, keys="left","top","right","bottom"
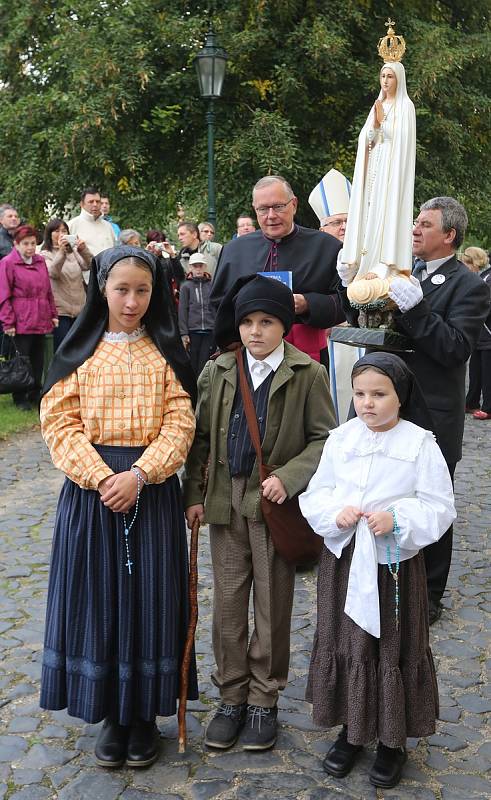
{"left": 0, "top": 225, "right": 58, "bottom": 410}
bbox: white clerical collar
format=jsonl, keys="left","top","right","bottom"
{"left": 246, "top": 341, "right": 284, "bottom": 390}
{"left": 426, "top": 255, "right": 453, "bottom": 275}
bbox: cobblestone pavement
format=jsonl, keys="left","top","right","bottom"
{"left": 0, "top": 418, "right": 490, "bottom": 800}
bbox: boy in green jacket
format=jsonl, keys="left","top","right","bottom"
{"left": 183, "top": 275, "right": 335, "bottom": 752}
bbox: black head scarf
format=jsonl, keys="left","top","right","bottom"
{"left": 349, "top": 351, "right": 437, "bottom": 437}
{"left": 42, "top": 246, "right": 196, "bottom": 405}
{"left": 214, "top": 273, "right": 295, "bottom": 351}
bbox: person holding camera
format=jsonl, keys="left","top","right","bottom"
{"left": 40, "top": 219, "right": 91, "bottom": 350}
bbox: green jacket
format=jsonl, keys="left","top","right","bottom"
{"left": 182, "top": 342, "right": 336, "bottom": 524}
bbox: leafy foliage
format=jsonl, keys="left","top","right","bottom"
{"left": 0, "top": 0, "right": 489, "bottom": 245}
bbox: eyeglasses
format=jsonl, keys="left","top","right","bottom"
{"left": 254, "top": 198, "right": 294, "bottom": 216}
{"left": 321, "top": 218, "right": 347, "bottom": 229}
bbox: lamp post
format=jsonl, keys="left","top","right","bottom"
{"left": 194, "top": 28, "right": 227, "bottom": 228}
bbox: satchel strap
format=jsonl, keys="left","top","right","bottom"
{"left": 234, "top": 348, "right": 264, "bottom": 468}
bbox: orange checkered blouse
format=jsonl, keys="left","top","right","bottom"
{"left": 40, "top": 332, "right": 196, "bottom": 490}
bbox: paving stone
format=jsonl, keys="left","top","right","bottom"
{"left": 439, "top": 706, "right": 462, "bottom": 722}
{"left": 7, "top": 718, "right": 40, "bottom": 733}
{"left": 426, "top": 748, "right": 449, "bottom": 770}
{"left": 0, "top": 735, "right": 28, "bottom": 762}
{"left": 132, "top": 764, "right": 190, "bottom": 792}
{"left": 49, "top": 765, "right": 81, "bottom": 789}
{"left": 9, "top": 789, "right": 52, "bottom": 800}
{"left": 120, "top": 792, "right": 183, "bottom": 800}
{"left": 458, "top": 694, "right": 491, "bottom": 713}
{"left": 190, "top": 780, "right": 234, "bottom": 800}
{"left": 208, "top": 750, "right": 283, "bottom": 770}
{"left": 304, "top": 791, "right": 363, "bottom": 800}
{"left": 439, "top": 773, "right": 491, "bottom": 794}
{"left": 17, "top": 744, "right": 78, "bottom": 769}
{"left": 11, "top": 769, "right": 43, "bottom": 786}
{"left": 57, "top": 772, "right": 126, "bottom": 799}
{"left": 37, "top": 724, "right": 68, "bottom": 739}
{"left": 158, "top": 714, "right": 204, "bottom": 739}
{"left": 426, "top": 734, "right": 468, "bottom": 752}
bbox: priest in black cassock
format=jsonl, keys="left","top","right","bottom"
{"left": 210, "top": 175, "right": 344, "bottom": 367}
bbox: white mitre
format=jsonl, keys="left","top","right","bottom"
{"left": 308, "top": 168, "right": 351, "bottom": 225}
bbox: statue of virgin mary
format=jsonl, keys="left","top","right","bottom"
{"left": 340, "top": 25, "right": 416, "bottom": 307}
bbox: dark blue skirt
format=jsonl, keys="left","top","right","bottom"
{"left": 40, "top": 445, "right": 198, "bottom": 725}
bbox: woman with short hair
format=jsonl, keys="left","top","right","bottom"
{"left": 0, "top": 225, "right": 58, "bottom": 409}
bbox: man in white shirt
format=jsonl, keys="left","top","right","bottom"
{"left": 69, "top": 187, "right": 116, "bottom": 258}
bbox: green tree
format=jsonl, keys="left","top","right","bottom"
{"left": 0, "top": 0, "right": 489, "bottom": 246}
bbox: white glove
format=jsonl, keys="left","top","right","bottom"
{"left": 336, "top": 252, "right": 358, "bottom": 287}
{"left": 388, "top": 276, "right": 423, "bottom": 313}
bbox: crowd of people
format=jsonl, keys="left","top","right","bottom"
{"left": 0, "top": 166, "right": 490, "bottom": 789}
{"left": 0, "top": 189, "right": 259, "bottom": 407}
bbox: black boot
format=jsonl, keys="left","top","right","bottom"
{"left": 369, "top": 741, "right": 407, "bottom": 788}
{"left": 126, "top": 719, "right": 160, "bottom": 767}
{"left": 322, "top": 726, "right": 363, "bottom": 778}
{"left": 94, "top": 718, "right": 129, "bottom": 768}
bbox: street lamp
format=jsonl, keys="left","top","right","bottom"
{"left": 194, "top": 28, "right": 227, "bottom": 228}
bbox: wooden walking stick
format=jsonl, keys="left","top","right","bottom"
{"left": 178, "top": 512, "right": 200, "bottom": 752}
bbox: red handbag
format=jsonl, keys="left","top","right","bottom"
{"left": 235, "top": 349, "right": 322, "bottom": 565}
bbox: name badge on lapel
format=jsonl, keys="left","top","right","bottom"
{"left": 431, "top": 274, "right": 446, "bottom": 285}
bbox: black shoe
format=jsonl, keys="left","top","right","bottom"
{"left": 205, "top": 702, "right": 247, "bottom": 749}
{"left": 428, "top": 599, "right": 443, "bottom": 625}
{"left": 241, "top": 705, "right": 278, "bottom": 751}
{"left": 322, "top": 726, "right": 363, "bottom": 778}
{"left": 369, "top": 742, "right": 407, "bottom": 788}
{"left": 126, "top": 719, "right": 160, "bottom": 767}
{"left": 94, "top": 718, "right": 129, "bottom": 768}
{"left": 16, "top": 401, "right": 33, "bottom": 411}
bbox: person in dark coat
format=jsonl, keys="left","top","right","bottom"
{"left": 341, "top": 196, "right": 490, "bottom": 624}
{"left": 178, "top": 253, "right": 216, "bottom": 376}
{"left": 461, "top": 248, "right": 491, "bottom": 419}
{"left": 211, "top": 175, "right": 345, "bottom": 367}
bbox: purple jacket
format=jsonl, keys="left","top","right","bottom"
{"left": 0, "top": 248, "right": 58, "bottom": 334}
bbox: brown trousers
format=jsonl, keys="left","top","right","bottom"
{"left": 209, "top": 476, "right": 296, "bottom": 707}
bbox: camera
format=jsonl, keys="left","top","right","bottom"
{"left": 64, "top": 234, "right": 78, "bottom": 248}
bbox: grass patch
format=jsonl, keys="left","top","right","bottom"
{"left": 0, "top": 394, "right": 40, "bottom": 439}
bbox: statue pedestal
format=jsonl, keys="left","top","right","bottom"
{"left": 330, "top": 325, "right": 413, "bottom": 353}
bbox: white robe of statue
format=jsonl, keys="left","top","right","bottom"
{"left": 341, "top": 61, "right": 416, "bottom": 299}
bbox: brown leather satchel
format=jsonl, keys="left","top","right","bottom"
{"left": 235, "top": 349, "right": 323, "bottom": 565}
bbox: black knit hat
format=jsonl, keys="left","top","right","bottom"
{"left": 214, "top": 273, "right": 295, "bottom": 350}
{"left": 234, "top": 274, "right": 295, "bottom": 333}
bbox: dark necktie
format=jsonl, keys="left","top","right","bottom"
{"left": 412, "top": 258, "right": 427, "bottom": 281}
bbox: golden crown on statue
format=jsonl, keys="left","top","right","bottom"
{"left": 377, "top": 19, "right": 406, "bottom": 63}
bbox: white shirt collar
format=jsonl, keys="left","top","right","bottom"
{"left": 246, "top": 340, "right": 285, "bottom": 390}
{"left": 425, "top": 254, "right": 453, "bottom": 275}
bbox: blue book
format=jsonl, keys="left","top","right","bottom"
{"left": 262, "top": 270, "right": 293, "bottom": 289}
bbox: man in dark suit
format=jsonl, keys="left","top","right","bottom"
{"left": 211, "top": 175, "right": 344, "bottom": 367}
{"left": 386, "top": 197, "right": 490, "bottom": 623}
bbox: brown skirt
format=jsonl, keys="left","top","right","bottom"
{"left": 306, "top": 540, "right": 439, "bottom": 747}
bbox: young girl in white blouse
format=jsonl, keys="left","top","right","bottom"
{"left": 299, "top": 352, "right": 456, "bottom": 789}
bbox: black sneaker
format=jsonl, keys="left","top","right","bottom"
{"left": 205, "top": 702, "right": 247, "bottom": 749}
{"left": 241, "top": 705, "right": 278, "bottom": 751}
